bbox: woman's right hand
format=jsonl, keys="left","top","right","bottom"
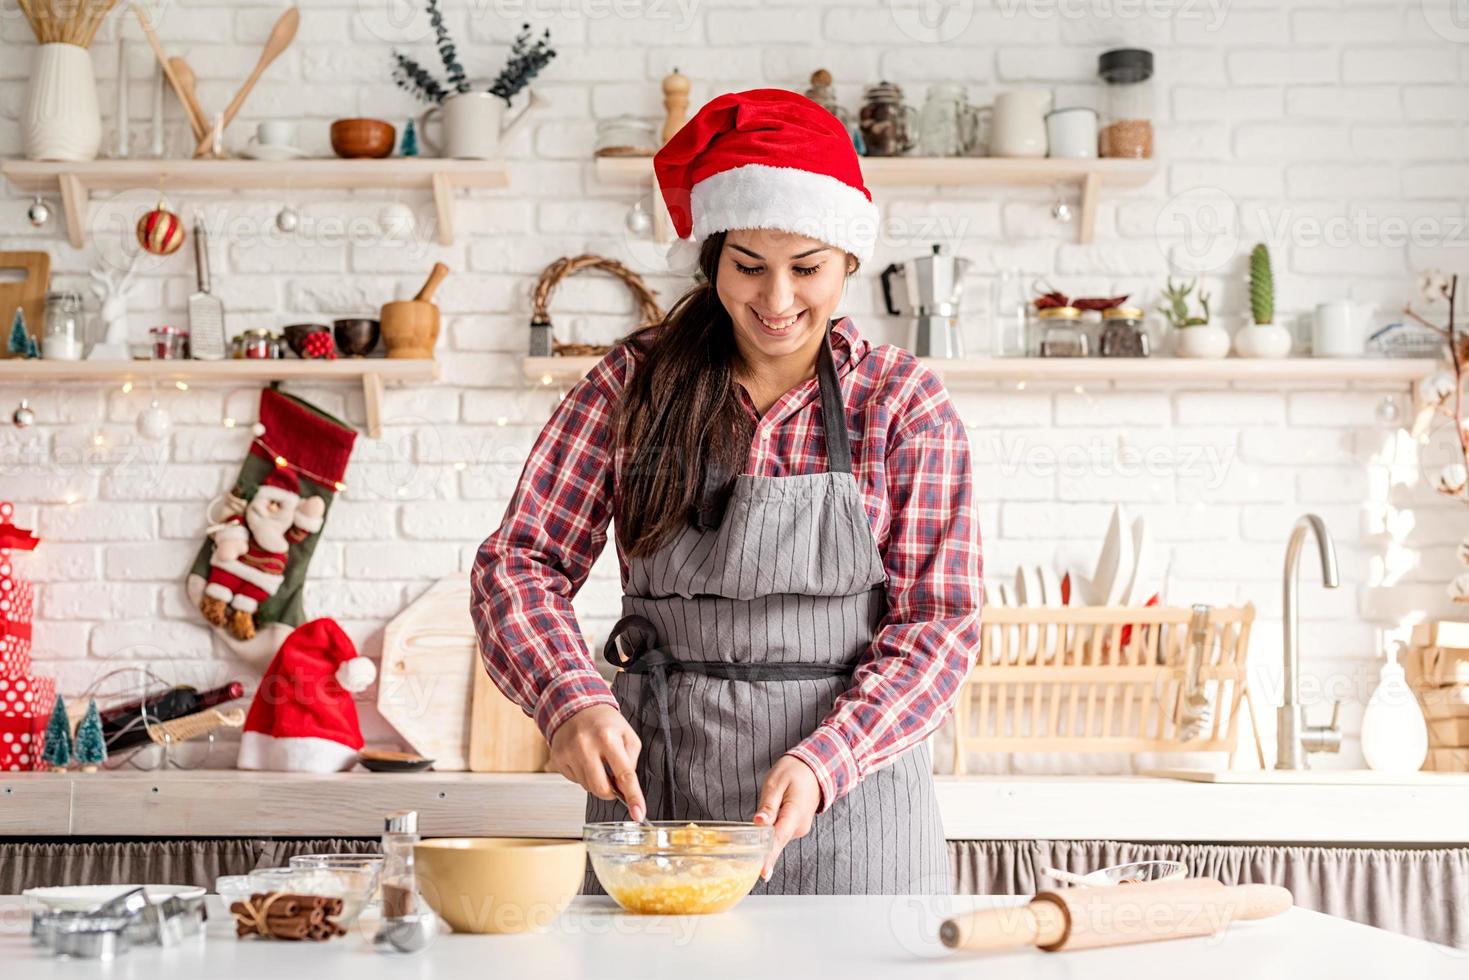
{"left": 549, "top": 704, "right": 647, "bottom": 821}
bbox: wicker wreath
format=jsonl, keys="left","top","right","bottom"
{"left": 531, "top": 254, "right": 665, "bottom": 357}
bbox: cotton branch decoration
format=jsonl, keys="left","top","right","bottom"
{"left": 1404, "top": 270, "right": 1469, "bottom": 602}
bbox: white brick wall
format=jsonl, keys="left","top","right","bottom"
{"left": 2, "top": 0, "right": 1465, "bottom": 770}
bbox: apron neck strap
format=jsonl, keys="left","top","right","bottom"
{"left": 817, "top": 320, "right": 853, "bottom": 475}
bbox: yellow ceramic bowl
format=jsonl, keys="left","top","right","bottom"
{"left": 413, "top": 838, "right": 586, "bottom": 934}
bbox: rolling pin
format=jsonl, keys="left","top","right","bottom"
{"left": 939, "top": 877, "right": 1292, "bottom": 954}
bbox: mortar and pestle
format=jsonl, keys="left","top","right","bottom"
{"left": 381, "top": 262, "right": 449, "bottom": 358}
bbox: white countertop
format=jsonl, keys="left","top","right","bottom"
{"left": 3, "top": 894, "right": 1462, "bottom": 979}
{"left": 6, "top": 770, "right": 1469, "bottom": 845}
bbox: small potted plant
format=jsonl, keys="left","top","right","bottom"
{"left": 1160, "top": 277, "right": 1228, "bottom": 358}
{"left": 392, "top": 7, "right": 555, "bottom": 159}
{"left": 1233, "top": 243, "right": 1292, "bottom": 358}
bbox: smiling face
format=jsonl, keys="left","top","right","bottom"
{"left": 714, "top": 228, "right": 857, "bottom": 368}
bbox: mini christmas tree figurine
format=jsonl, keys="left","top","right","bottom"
{"left": 7, "top": 307, "right": 37, "bottom": 359}
{"left": 400, "top": 119, "right": 418, "bottom": 157}
{"left": 74, "top": 699, "right": 107, "bottom": 772}
{"left": 42, "top": 694, "right": 73, "bottom": 771}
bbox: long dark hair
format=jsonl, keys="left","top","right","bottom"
{"left": 614, "top": 231, "right": 748, "bottom": 558}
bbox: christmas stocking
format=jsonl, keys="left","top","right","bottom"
{"left": 187, "top": 388, "right": 356, "bottom": 666}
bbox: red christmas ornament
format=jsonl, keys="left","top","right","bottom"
{"left": 301, "top": 331, "right": 337, "bottom": 360}
{"left": 137, "top": 204, "right": 184, "bottom": 256}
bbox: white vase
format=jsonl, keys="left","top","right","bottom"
{"left": 1173, "top": 324, "right": 1230, "bottom": 359}
{"left": 1233, "top": 322, "right": 1292, "bottom": 359}
{"left": 22, "top": 43, "right": 102, "bottom": 162}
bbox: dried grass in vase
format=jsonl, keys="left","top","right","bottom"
{"left": 17, "top": 0, "right": 121, "bottom": 47}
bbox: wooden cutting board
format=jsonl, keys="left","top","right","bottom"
{"left": 0, "top": 251, "right": 50, "bottom": 358}
{"left": 377, "top": 574, "right": 552, "bottom": 772}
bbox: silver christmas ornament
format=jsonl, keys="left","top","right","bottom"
{"left": 27, "top": 197, "right": 50, "bottom": 228}
{"left": 136, "top": 399, "right": 171, "bottom": 440}
{"left": 1051, "top": 198, "right": 1073, "bottom": 223}
{"left": 378, "top": 203, "right": 416, "bottom": 239}
{"left": 275, "top": 205, "right": 300, "bottom": 233}
{"left": 12, "top": 399, "right": 34, "bottom": 428}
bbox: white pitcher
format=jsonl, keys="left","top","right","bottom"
{"left": 419, "top": 90, "right": 546, "bottom": 159}
{"left": 1312, "top": 300, "right": 1374, "bottom": 357}
{"left": 989, "top": 89, "right": 1053, "bottom": 158}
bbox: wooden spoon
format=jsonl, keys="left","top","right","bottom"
{"left": 130, "top": 0, "right": 208, "bottom": 140}
{"left": 193, "top": 6, "right": 300, "bottom": 157}
{"left": 168, "top": 57, "right": 209, "bottom": 143}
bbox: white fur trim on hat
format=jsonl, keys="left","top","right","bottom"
{"left": 690, "top": 163, "right": 879, "bottom": 266}
{"left": 236, "top": 731, "right": 359, "bottom": 773}
{"left": 336, "top": 657, "right": 377, "bottom": 693}
{"left": 254, "top": 485, "right": 300, "bottom": 508}
{"left": 665, "top": 236, "right": 703, "bottom": 275}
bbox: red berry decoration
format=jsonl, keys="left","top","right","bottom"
{"left": 301, "top": 331, "right": 337, "bottom": 360}
{"left": 137, "top": 204, "right": 184, "bottom": 256}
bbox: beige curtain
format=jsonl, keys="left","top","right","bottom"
{"left": 950, "top": 839, "right": 1469, "bottom": 948}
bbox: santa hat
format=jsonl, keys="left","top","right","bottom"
{"left": 237, "top": 618, "right": 377, "bottom": 773}
{"left": 654, "top": 88, "right": 878, "bottom": 273}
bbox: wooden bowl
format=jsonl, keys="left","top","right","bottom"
{"left": 282, "top": 323, "right": 329, "bottom": 358}
{"left": 332, "top": 318, "right": 380, "bottom": 357}
{"left": 330, "top": 118, "right": 396, "bottom": 159}
{"left": 413, "top": 838, "right": 586, "bottom": 934}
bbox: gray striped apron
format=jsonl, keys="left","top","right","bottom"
{"left": 583, "top": 323, "right": 949, "bottom": 896}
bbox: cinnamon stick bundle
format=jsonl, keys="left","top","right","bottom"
{"left": 230, "top": 892, "right": 347, "bottom": 941}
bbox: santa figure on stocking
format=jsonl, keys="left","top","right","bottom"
{"left": 200, "top": 467, "right": 325, "bottom": 641}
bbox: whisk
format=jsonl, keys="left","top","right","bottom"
{"left": 1178, "top": 604, "right": 1214, "bottom": 741}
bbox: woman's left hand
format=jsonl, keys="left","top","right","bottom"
{"left": 752, "top": 756, "right": 822, "bottom": 881}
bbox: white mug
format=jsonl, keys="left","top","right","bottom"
{"left": 253, "top": 120, "right": 296, "bottom": 147}
{"left": 1312, "top": 301, "right": 1374, "bottom": 357}
{"left": 418, "top": 91, "right": 540, "bottom": 160}
{"left": 1045, "top": 107, "right": 1098, "bottom": 159}
{"left": 990, "top": 89, "right": 1053, "bottom": 158}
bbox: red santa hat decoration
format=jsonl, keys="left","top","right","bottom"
{"left": 237, "top": 617, "right": 376, "bottom": 773}
{"left": 654, "top": 88, "right": 879, "bottom": 272}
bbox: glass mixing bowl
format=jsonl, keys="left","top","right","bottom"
{"left": 584, "top": 821, "right": 772, "bottom": 915}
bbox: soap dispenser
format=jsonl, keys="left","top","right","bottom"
{"left": 1360, "top": 642, "right": 1428, "bottom": 773}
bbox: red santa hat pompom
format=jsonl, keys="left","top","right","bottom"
{"left": 237, "top": 617, "right": 377, "bottom": 773}
{"left": 654, "top": 88, "right": 878, "bottom": 274}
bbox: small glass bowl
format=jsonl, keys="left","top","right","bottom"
{"left": 289, "top": 854, "right": 385, "bottom": 910}
{"left": 245, "top": 865, "right": 377, "bottom": 927}
{"left": 214, "top": 875, "right": 255, "bottom": 910}
{"left": 583, "top": 821, "right": 772, "bottom": 915}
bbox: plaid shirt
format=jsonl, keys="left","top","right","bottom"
{"left": 471, "top": 316, "right": 983, "bottom": 812}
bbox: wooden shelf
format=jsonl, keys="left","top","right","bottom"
{"left": 593, "top": 155, "right": 1159, "bottom": 244}
{"left": 523, "top": 355, "right": 1440, "bottom": 388}
{"left": 0, "top": 357, "right": 439, "bottom": 438}
{"left": 2, "top": 158, "right": 510, "bottom": 249}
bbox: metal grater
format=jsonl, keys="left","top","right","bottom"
{"left": 187, "top": 217, "right": 226, "bottom": 360}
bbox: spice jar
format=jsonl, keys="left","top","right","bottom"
{"left": 41, "top": 291, "right": 88, "bottom": 361}
{"left": 149, "top": 325, "right": 186, "bottom": 360}
{"left": 1034, "top": 305, "right": 1089, "bottom": 357}
{"left": 917, "top": 82, "right": 983, "bottom": 157}
{"left": 1098, "top": 48, "right": 1154, "bottom": 159}
{"left": 859, "top": 81, "right": 918, "bottom": 157}
{"left": 240, "top": 327, "right": 274, "bottom": 359}
{"left": 1099, "top": 306, "right": 1150, "bottom": 357}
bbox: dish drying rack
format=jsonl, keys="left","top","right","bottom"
{"left": 947, "top": 604, "right": 1265, "bottom": 771}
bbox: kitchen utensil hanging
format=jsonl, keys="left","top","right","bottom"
{"left": 528, "top": 254, "right": 664, "bottom": 357}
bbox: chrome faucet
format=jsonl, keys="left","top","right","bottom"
{"left": 1277, "top": 513, "right": 1343, "bottom": 769}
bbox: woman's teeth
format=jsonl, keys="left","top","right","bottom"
{"left": 755, "top": 310, "right": 803, "bottom": 331}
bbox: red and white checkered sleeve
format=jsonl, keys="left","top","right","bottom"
{"left": 470, "top": 350, "right": 630, "bottom": 744}
{"left": 787, "top": 369, "right": 983, "bottom": 813}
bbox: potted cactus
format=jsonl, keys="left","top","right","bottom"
{"left": 1234, "top": 243, "right": 1292, "bottom": 358}
{"left": 1160, "top": 277, "right": 1229, "bottom": 358}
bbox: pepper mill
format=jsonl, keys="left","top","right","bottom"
{"left": 661, "top": 69, "right": 691, "bottom": 145}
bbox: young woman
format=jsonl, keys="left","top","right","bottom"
{"left": 471, "top": 89, "right": 982, "bottom": 894}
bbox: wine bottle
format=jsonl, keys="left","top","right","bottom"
{"left": 102, "top": 682, "right": 244, "bottom": 753}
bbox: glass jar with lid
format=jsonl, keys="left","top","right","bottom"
{"left": 916, "top": 82, "right": 983, "bottom": 157}
{"left": 859, "top": 81, "right": 918, "bottom": 157}
{"left": 1099, "top": 306, "right": 1151, "bottom": 357}
{"left": 1097, "top": 48, "right": 1154, "bottom": 159}
{"left": 149, "top": 325, "right": 187, "bottom": 360}
{"left": 41, "top": 291, "right": 88, "bottom": 361}
{"left": 594, "top": 116, "right": 658, "bottom": 158}
{"left": 1033, "top": 305, "right": 1089, "bottom": 357}
{"left": 240, "top": 327, "right": 275, "bottom": 359}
